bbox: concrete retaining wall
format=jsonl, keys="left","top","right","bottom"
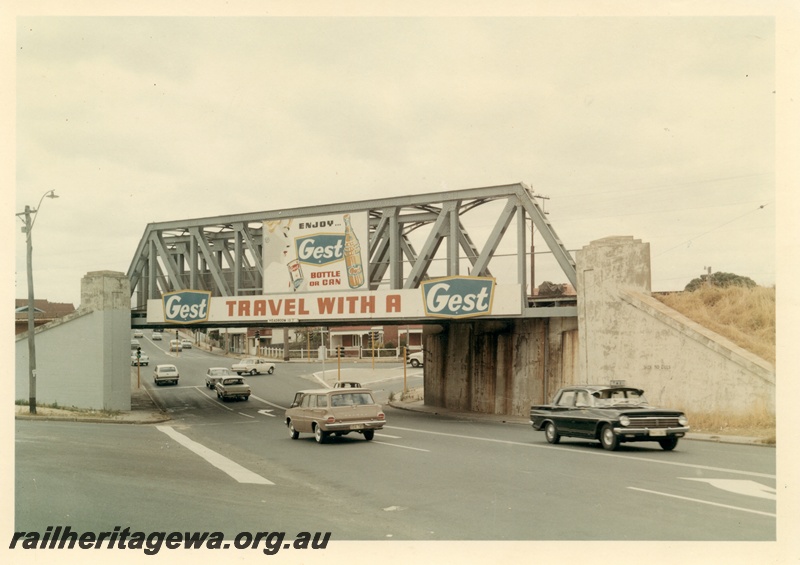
{"left": 576, "top": 236, "right": 774, "bottom": 416}
{"left": 15, "top": 271, "right": 131, "bottom": 411}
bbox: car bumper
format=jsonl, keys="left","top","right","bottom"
{"left": 321, "top": 420, "right": 385, "bottom": 432}
{"left": 613, "top": 426, "right": 690, "bottom": 438}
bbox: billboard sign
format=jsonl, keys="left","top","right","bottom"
{"left": 420, "top": 276, "right": 495, "bottom": 319}
{"left": 147, "top": 280, "right": 520, "bottom": 324}
{"left": 263, "top": 213, "right": 368, "bottom": 294}
{"left": 162, "top": 290, "right": 212, "bottom": 324}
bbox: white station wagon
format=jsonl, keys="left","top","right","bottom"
{"left": 232, "top": 358, "right": 275, "bottom": 375}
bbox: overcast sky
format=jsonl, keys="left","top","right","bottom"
{"left": 7, "top": 7, "right": 783, "bottom": 307}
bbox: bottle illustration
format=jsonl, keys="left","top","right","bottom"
{"left": 343, "top": 214, "right": 365, "bottom": 288}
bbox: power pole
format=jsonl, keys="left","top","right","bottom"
{"left": 22, "top": 206, "right": 37, "bottom": 414}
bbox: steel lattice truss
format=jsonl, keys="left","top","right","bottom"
{"left": 127, "top": 182, "right": 577, "bottom": 318}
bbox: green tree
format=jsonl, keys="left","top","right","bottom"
{"left": 684, "top": 271, "right": 757, "bottom": 292}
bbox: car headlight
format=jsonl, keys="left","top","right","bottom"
{"left": 678, "top": 415, "right": 689, "bottom": 426}
{"left": 619, "top": 415, "right": 630, "bottom": 427}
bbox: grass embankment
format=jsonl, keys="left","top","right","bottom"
{"left": 656, "top": 285, "right": 775, "bottom": 364}
{"left": 655, "top": 285, "right": 776, "bottom": 441}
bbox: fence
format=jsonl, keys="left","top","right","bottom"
{"left": 259, "top": 346, "right": 412, "bottom": 361}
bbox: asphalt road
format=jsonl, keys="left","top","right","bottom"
{"left": 15, "top": 339, "right": 776, "bottom": 542}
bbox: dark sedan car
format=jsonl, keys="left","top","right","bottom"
{"left": 530, "top": 385, "right": 689, "bottom": 451}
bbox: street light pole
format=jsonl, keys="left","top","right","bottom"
{"left": 17, "top": 190, "right": 59, "bottom": 414}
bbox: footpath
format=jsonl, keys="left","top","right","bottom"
{"left": 15, "top": 355, "right": 775, "bottom": 447}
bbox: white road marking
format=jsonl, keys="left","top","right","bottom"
{"left": 628, "top": 487, "right": 775, "bottom": 517}
{"left": 375, "top": 433, "right": 402, "bottom": 439}
{"left": 238, "top": 412, "right": 255, "bottom": 419}
{"left": 258, "top": 409, "right": 277, "bottom": 418}
{"left": 372, "top": 441, "right": 429, "bottom": 452}
{"left": 681, "top": 478, "right": 776, "bottom": 500}
{"left": 192, "top": 387, "right": 234, "bottom": 411}
{"left": 385, "top": 425, "right": 775, "bottom": 479}
{"left": 156, "top": 426, "right": 274, "bottom": 485}
{"left": 250, "top": 395, "right": 287, "bottom": 410}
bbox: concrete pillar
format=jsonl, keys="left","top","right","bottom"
{"left": 576, "top": 236, "right": 650, "bottom": 384}
{"left": 81, "top": 270, "right": 132, "bottom": 411}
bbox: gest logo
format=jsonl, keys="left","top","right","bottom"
{"left": 421, "top": 276, "right": 495, "bottom": 319}
{"left": 162, "top": 290, "right": 211, "bottom": 324}
{"left": 295, "top": 234, "right": 345, "bottom": 266}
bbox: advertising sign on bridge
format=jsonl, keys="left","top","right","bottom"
{"left": 262, "top": 213, "right": 368, "bottom": 294}
{"left": 146, "top": 278, "right": 522, "bottom": 324}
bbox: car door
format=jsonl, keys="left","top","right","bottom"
{"left": 311, "top": 394, "right": 329, "bottom": 427}
{"left": 571, "top": 390, "right": 596, "bottom": 437}
{"left": 551, "top": 390, "right": 578, "bottom": 435}
{"left": 291, "top": 394, "right": 313, "bottom": 432}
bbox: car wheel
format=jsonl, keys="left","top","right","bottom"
{"left": 243, "top": 396, "right": 249, "bottom": 401}
{"left": 250, "top": 369, "right": 258, "bottom": 376}
{"left": 363, "top": 430, "right": 375, "bottom": 441}
{"left": 268, "top": 367, "right": 274, "bottom": 375}
{"left": 410, "top": 359, "right": 420, "bottom": 368}
{"left": 544, "top": 422, "right": 560, "bottom": 444}
{"left": 600, "top": 424, "right": 619, "bottom": 451}
{"left": 314, "top": 425, "right": 328, "bottom": 444}
{"left": 658, "top": 437, "right": 679, "bottom": 451}
{"left": 288, "top": 421, "right": 299, "bottom": 440}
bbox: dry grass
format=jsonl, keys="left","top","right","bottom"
{"left": 686, "top": 407, "right": 776, "bottom": 442}
{"left": 655, "top": 285, "right": 775, "bottom": 364}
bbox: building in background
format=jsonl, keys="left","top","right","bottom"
{"left": 14, "top": 299, "right": 76, "bottom": 335}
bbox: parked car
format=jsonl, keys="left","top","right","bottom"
{"left": 151, "top": 331, "right": 163, "bottom": 340}
{"left": 131, "top": 350, "right": 150, "bottom": 366}
{"left": 232, "top": 358, "right": 275, "bottom": 375}
{"left": 530, "top": 385, "right": 690, "bottom": 451}
{"left": 133, "top": 329, "right": 144, "bottom": 338}
{"left": 169, "top": 339, "right": 182, "bottom": 352}
{"left": 153, "top": 364, "right": 179, "bottom": 386}
{"left": 407, "top": 351, "right": 424, "bottom": 367}
{"left": 215, "top": 377, "right": 251, "bottom": 401}
{"left": 180, "top": 339, "right": 193, "bottom": 349}
{"left": 130, "top": 339, "right": 140, "bottom": 350}
{"left": 205, "top": 367, "right": 236, "bottom": 390}
{"left": 284, "top": 388, "right": 386, "bottom": 444}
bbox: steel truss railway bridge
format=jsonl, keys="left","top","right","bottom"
{"left": 127, "top": 182, "right": 577, "bottom": 327}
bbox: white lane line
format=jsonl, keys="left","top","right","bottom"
{"left": 192, "top": 387, "right": 234, "bottom": 411}
{"left": 250, "top": 395, "right": 287, "bottom": 411}
{"left": 372, "top": 441, "right": 429, "bottom": 452}
{"left": 375, "top": 433, "right": 402, "bottom": 439}
{"left": 156, "top": 426, "right": 274, "bottom": 485}
{"left": 385, "top": 425, "right": 776, "bottom": 479}
{"left": 628, "top": 487, "right": 775, "bottom": 517}
{"left": 238, "top": 412, "right": 255, "bottom": 419}
{"left": 681, "top": 478, "right": 776, "bottom": 500}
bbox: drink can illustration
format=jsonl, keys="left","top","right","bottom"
{"left": 287, "top": 259, "right": 304, "bottom": 290}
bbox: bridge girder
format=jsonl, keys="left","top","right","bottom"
{"left": 127, "top": 182, "right": 577, "bottom": 316}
